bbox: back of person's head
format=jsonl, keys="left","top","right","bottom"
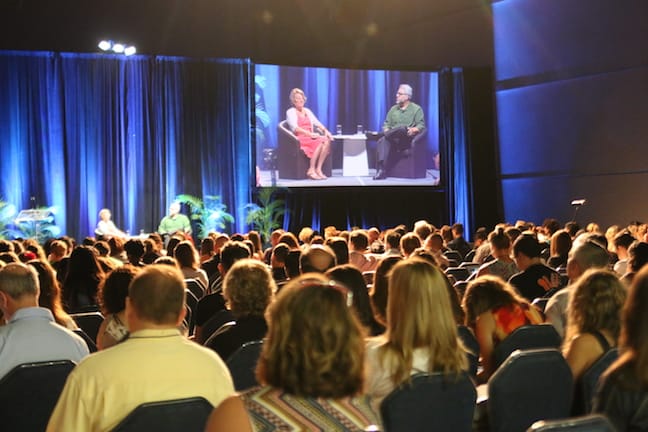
{"left": 326, "top": 264, "right": 374, "bottom": 329}
{"left": 299, "top": 245, "right": 336, "bottom": 274}
{"left": 550, "top": 229, "right": 572, "bottom": 257}
{"left": 271, "top": 243, "right": 290, "bottom": 266}
{"left": 462, "top": 276, "right": 525, "bottom": 328}
{"left": 0, "top": 252, "right": 19, "bottom": 265}
{"left": 488, "top": 227, "right": 511, "bottom": 251}
{"left": 247, "top": 231, "right": 263, "bottom": 253}
{"left": 568, "top": 237, "right": 609, "bottom": 276}
{"left": 220, "top": 241, "right": 252, "bottom": 272}
{"left": 400, "top": 233, "right": 421, "bottom": 256}
{"left": 349, "top": 230, "right": 369, "bottom": 251}
{"left": 108, "top": 236, "right": 124, "bottom": 257}
{"left": 200, "top": 237, "right": 215, "bottom": 256}
{"left": 618, "top": 265, "right": 648, "bottom": 385}
{"left": 542, "top": 218, "right": 561, "bottom": 236}
{"left": 49, "top": 240, "right": 68, "bottom": 257}
{"left": 565, "top": 221, "right": 581, "bottom": 238}
{"left": 451, "top": 223, "right": 464, "bottom": 236}
{"left": 165, "top": 236, "right": 183, "bottom": 257}
{"left": 505, "top": 226, "right": 522, "bottom": 244}
{"left": 628, "top": 241, "right": 648, "bottom": 273}
{"left": 325, "top": 237, "right": 349, "bottom": 265}
{"left": 384, "top": 258, "right": 466, "bottom": 384}
{"left": 128, "top": 265, "right": 185, "bottom": 325}
{"left": 277, "top": 232, "right": 299, "bottom": 249}
{"left": 440, "top": 225, "right": 453, "bottom": 243}
{"left": 0, "top": 262, "right": 39, "bottom": 300}
{"left": 148, "top": 233, "right": 163, "bottom": 251}
{"left": 513, "top": 233, "right": 542, "bottom": 259}
{"left": 385, "top": 229, "right": 402, "bottom": 249}
{"left": 425, "top": 233, "right": 445, "bottom": 251}
{"left": 82, "top": 237, "right": 96, "bottom": 247}
{"left": 298, "top": 227, "right": 314, "bottom": 245}
{"left": 153, "top": 256, "right": 177, "bottom": 266}
{"left": 174, "top": 241, "right": 198, "bottom": 269}
{"left": 93, "top": 241, "right": 110, "bottom": 257}
{"left": 0, "top": 239, "right": 14, "bottom": 253}
{"left": 370, "top": 256, "right": 403, "bottom": 325}
{"left": 100, "top": 266, "right": 139, "bottom": 315}
{"left": 223, "top": 259, "right": 275, "bottom": 318}
{"left": 614, "top": 231, "right": 636, "bottom": 251}
{"left": 123, "top": 239, "right": 144, "bottom": 260}
{"left": 66, "top": 246, "right": 103, "bottom": 278}
{"left": 285, "top": 250, "right": 301, "bottom": 278}
{"left": 566, "top": 269, "right": 625, "bottom": 344}
{"left": 257, "top": 273, "right": 364, "bottom": 398}
{"left": 474, "top": 227, "right": 488, "bottom": 243}
{"left": 413, "top": 221, "right": 433, "bottom": 242}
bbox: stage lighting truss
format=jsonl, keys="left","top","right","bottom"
{"left": 98, "top": 40, "right": 137, "bottom": 56}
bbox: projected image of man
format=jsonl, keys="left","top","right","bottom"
{"left": 374, "top": 84, "right": 426, "bottom": 180}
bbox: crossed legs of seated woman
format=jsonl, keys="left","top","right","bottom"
{"left": 307, "top": 138, "right": 331, "bottom": 180}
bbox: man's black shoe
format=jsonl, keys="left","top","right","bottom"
{"left": 373, "top": 168, "right": 387, "bottom": 180}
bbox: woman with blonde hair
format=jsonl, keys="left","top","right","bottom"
{"left": 365, "top": 258, "right": 467, "bottom": 403}
{"left": 563, "top": 269, "right": 625, "bottom": 381}
{"left": 462, "top": 276, "right": 543, "bottom": 383}
{"left": 205, "top": 273, "right": 381, "bottom": 431}
{"left": 593, "top": 265, "right": 648, "bottom": 430}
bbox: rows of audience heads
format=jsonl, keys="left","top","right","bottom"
{"left": 2, "top": 217, "right": 648, "bottom": 429}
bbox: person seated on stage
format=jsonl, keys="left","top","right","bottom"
{"left": 157, "top": 202, "right": 192, "bottom": 237}
{"left": 374, "top": 84, "right": 426, "bottom": 180}
{"left": 47, "top": 265, "right": 235, "bottom": 431}
{"left": 0, "top": 263, "right": 89, "bottom": 379}
{"left": 285, "top": 88, "right": 333, "bottom": 180}
{"left": 95, "top": 208, "right": 126, "bottom": 238}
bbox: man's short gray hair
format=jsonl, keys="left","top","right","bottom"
{"left": 0, "top": 262, "right": 40, "bottom": 299}
{"left": 399, "top": 84, "right": 413, "bottom": 98}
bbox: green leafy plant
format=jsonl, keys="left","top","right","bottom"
{"left": 0, "top": 200, "right": 18, "bottom": 240}
{"left": 175, "top": 194, "right": 234, "bottom": 239}
{"left": 245, "top": 188, "right": 286, "bottom": 246}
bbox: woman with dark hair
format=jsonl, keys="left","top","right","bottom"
{"left": 366, "top": 258, "right": 468, "bottom": 403}
{"left": 27, "top": 259, "right": 76, "bottom": 329}
{"left": 369, "top": 256, "right": 402, "bottom": 326}
{"left": 174, "top": 240, "right": 208, "bottom": 290}
{"left": 205, "top": 273, "right": 380, "bottom": 431}
{"left": 61, "top": 246, "right": 105, "bottom": 313}
{"left": 594, "top": 265, "right": 648, "bottom": 430}
{"left": 462, "top": 276, "right": 543, "bottom": 383}
{"left": 547, "top": 229, "right": 573, "bottom": 270}
{"left": 476, "top": 227, "right": 518, "bottom": 281}
{"left": 327, "top": 264, "right": 383, "bottom": 336}
{"left": 246, "top": 230, "right": 264, "bottom": 261}
{"left": 96, "top": 266, "right": 139, "bottom": 350}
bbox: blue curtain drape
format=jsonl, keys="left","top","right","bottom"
{"left": 440, "top": 67, "right": 474, "bottom": 236}
{"left": 0, "top": 51, "right": 251, "bottom": 240}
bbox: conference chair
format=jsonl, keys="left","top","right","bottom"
{"left": 532, "top": 297, "right": 550, "bottom": 313}
{"left": 457, "top": 325, "right": 480, "bottom": 378}
{"left": 0, "top": 360, "right": 76, "bottom": 432}
{"left": 493, "top": 324, "right": 562, "bottom": 369}
{"left": 454, "top": 280, "right": 469, "bottom": 301}
{"left": 112, "top": 397, "right": 213, "bottom": 432}
{"left": 445, "top": 266, "right": 471, "bottom": 282}
{"left": 73, "top": 328, "right": 98, "bottom": 353}
{"left": 277, "top": 120, "right": 332, "bottom": 180}
{"left": 380, "top": 371, "right": 476, "bottom": 432}
{"left": 184, "top": 289, "right": 199, "bottom": 335}
{"left": 226, "top": 340, "right": 264, "bottom": 391}
{"left": 185, "top": 278, "right": 206, "bottom": 300}
{"left": 70, "top": 311, "right": 105, "bottom": 344}
{"left": 527, "top": 414, "right": 615, "bottom": 431}
{"left": 574, "top": 348, "right": 619, "bottom": 415}
{"left": 444, "top": 250, "right": 463, "bottom": 263}
{"left": 199, "top": 309, "right": 235, "bottom": 344}
{"left": 488, "top": 349, "right": 573, "bottom": 432}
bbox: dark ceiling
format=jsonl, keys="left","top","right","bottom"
{"left": 0, "top": 0, "right": 494, "bottom": 68}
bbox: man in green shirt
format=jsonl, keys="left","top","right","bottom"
{"left": 374, "top": 84, "right": 426, "bottom": 180}
{"left": 158, "top": 202, "right": 192, "bottom": 236}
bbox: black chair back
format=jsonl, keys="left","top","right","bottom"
{"left": 488, "top": 349, "right": 573, "bottom": 432}
{"left": 532, "top": 297, "right": 550, "bottom": 313}
{"left": 457, "top": 325, "right": 480, "bottom": 378}
{"left": 70, "top": 311, "right": 105, "bottom": 343}
{"left": 185, "top": 278, "right": 206, "bottom": 300}
{"left": 445, "top": 267, "right": 471, "bottom": 282}
{"left": 73, "top": 328, "right": 98, "bottom": 352}
{"left": 493, "top": 324, "right": 562, "bottom": 369}
{"left": 444, "top": 250, "right": 463, "bottom": 262}
{"left": 226, "top": 340, "right": 264, "bottom": 391}
{"left": 527, "top": 414, "right": 616, "bottom": 431}
{"left": 112, "top": 397, "right": 213, "bottom": 432}
{"left": 576, "top": 348, "right": 619, "bottom": 414}
{"left": 0, "top": 360, "right": 76, "bottom": 432}
{"left": 185, "top": 289, "right": 199, "bottom": 335}
{"left": 380, "top": 371, "right": 476, "bottom": 432}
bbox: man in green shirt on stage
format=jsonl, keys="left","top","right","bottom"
{"left": 158, "top": 202, "right": 192, "bottom": 236}
{"left": 374, "top": 84, "right": 426, "bottom": 180}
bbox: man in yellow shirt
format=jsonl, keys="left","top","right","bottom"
{"left": 47, "top": 265, "right": 235, "bottom": 431}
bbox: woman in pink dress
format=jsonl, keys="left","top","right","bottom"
{"left": 286, "top": 88, "right": 333, "bottom": 180}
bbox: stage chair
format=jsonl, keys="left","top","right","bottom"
{"left": 527, "top": 414, "right": 615, "bottom": 431}
{"left": 112, "top": 397, "right": 213, "bottom": 432}
{"left": 0, "top": 360, "right": 76, "bottom": 432}
{"left": 71, "top": 311, "right": 105, "bottom": 344}
{"left": 574, "top": 348, "right": 619, "bottom": 415}
{"left": 384, "top": 129, "right": 428, "bottom": 179}
{"left": 488, "top": 349, "right": 573, "bottom": 432}
{"left": 493, "top": 324, "right": 562, "bottom": 370}
{"left": 276, "top": 120, "right": 332, "bottom": 180}
{"left": 380, "top": 371, "right": 476, "bottom": 432}
{"left": 226, "top": 340, "right": 264, "bottom": 391}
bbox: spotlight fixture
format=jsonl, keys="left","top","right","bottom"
{"left": 98, "top": 40, "right": 112, "bottom": 51}
{"left": 112, "top": 43, "right": 125, "bottom": 53}
{"left": 98, "top": 39, "right": 137, "bottom": 56}
{"left": 124, "top": 46, "right": 137, "bottom": 56}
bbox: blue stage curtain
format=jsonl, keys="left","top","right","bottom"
{"left": 0, "top": 51, "right": 250, "bottom": 240}
{"left": 439, "top": 68, "right": 474, "bottom": 236}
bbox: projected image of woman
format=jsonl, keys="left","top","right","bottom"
{"left": 286, "top": 88, "right": 332, "bottom": 180}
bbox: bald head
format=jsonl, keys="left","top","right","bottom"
{"left": 300, "top": 245, "right": 336, "bottom": 274}
{"left": 128, "top": 264, "right": 185, "bottom": 326}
